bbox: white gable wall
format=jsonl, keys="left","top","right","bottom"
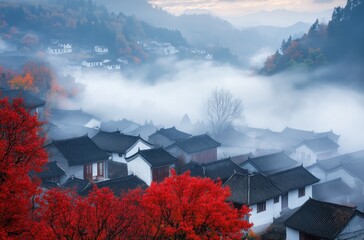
{"left": 84, "top": 119, "right": 101, "bottom": 129}
{"left": 127, "top": 156, "right": 152, "bottom": 185}
{"left": 286, "top": 227, "right": 299, "bottom": 240}
{"left": 288, "top": 186, "right": 312, "bottom": 209}
{"left": 250, "top": 199, "right": 275, "bottom": 232}
{"left": 273, "top": 197, "right": 281, "bottom": 218}
{"left": 125, "top": 140, "right": 152, "bottom": 158}
{"left": 291, "top": 145, "right": 316, "bottom": 167}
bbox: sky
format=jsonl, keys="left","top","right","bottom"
{"left": 149, "top": 0, "right": 347, "bottom": 16}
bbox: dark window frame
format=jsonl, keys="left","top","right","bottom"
{"left": 298, "top": 187, "right": 305, "bottom": 198}
{"left": 257, "top": 202, "right": 266, "bottom": 213}
{"left": 274, "top": 196, "right": 279, "bottom": 203}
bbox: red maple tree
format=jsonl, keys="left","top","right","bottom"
{"left": 135, "top": 171, "right": 252, "bottom": 240}
{"left": 0, "top": 98, "right": 47, "bottom": 238}
{"left": 0, "top": 96, "right": 253, "bottom": 239}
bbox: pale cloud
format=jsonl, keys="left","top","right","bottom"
{"left": 149, "top": 0, "right": 346, "bottom": 16}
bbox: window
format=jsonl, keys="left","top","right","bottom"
{"left": 97, "top": 162, "right": 104, "bottom": 178}
{"left": 274, "top": 196, "right": 279, "bottom": 203}
{"left": 84, "top": 164, "right": 92, "bottom": 181}
{"left": 298, "top": 187, "right": 305, "bottom": 197}
{"left": 282, "top": 193, "right": 288, "bottom": 209}
{"left": 257, "top": 202, "right": 266, "bottom": 213}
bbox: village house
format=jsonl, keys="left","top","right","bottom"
{"left": 46, "top": 135, "right": 110, "bottom": 183}
{"left": 165, "top": 134, "right": 221, "bottom": 164}
{"left": 178, "top": 157, "right": 247, "bottom": 183}
{"left": 49, "top": 108, "right": 101, "bottom": 130}
{"left": 104, "top": 60, "right": 121, "bottom": 70}
{"left": 224, "top": 165, "right": 319, "bottom": 233}
{"left": 148, "top": 126, "right": 192, "bottom": 148}
{"left": 255, "top": 127, "right": 340, "bottom": 155}
{"left": 94, "top": 45, "right": 108, "bottom": 54}
{"left": 312, "top": 178, "right": 357, "bottom": 206}
{"left": 285, "top": 198, "right": 364, "bottom": 239}
{"left": 81, "top": 58, "right": 104, "bottom": 68}
{"left": 240, "top": 151, "right": 299, "bottom": 174}
{"left": 308, "top": 150, "right": 364, "bottom": 193}
{"left": 125, "top": 148, "right": 177, "bottom": 186}
{"left": 47, "top": 40, "right": 72, "bottom": 55}
{"left": 290, "top": 136, "right": 339, "bottom": 166}
{"left": 91, "top": 131, "right": 153, "bottom": 164}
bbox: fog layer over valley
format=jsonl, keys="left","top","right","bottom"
{"left": 64, "top": 59, "right": 364, "bottom": 153}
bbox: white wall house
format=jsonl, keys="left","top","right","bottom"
{"left": 290, "top": 137, "right": 339, "bottom": 167}
{"left": 225, "top": 166, "right": 319, "bottom": 233}
{"left": 81, "top": 59, "right": 103, "bottom": 67}
{"left": 126, "top": 148, "right": 176, "bottom": 186}
{"left": 94, "top": 45, "right": 108, "bottom": 54}
{"left": 92, "top": 131, "right": 153, "bottom": 165}
{"left": 47, "top": 135, "right": 110, "bottom": 184}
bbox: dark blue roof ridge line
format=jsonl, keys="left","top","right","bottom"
{"left": 166, "top": 134, "right": 221, "bottom": 154}
{"left": 52, "top": 134, "right": 89, "bottom": 143}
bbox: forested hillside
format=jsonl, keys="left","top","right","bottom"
{"left": 261, "top": 0, "right": 364, "bottom": 75}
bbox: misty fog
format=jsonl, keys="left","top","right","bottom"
{"left": 61, "top": 58, "right": 364, "bottom": 153}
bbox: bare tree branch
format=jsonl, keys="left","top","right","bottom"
{"left": 202, "top": 88, "right": 243, "bottom": 136}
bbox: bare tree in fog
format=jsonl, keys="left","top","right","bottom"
{"left": 203, "top": 88, "right": 243, "bottom": 137}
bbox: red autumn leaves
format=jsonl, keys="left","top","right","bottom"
{"left": 0, "top": 98, "right": 252, "bottom": 239}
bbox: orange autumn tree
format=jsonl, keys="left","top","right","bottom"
{"left": 0, "top": 98, "right": 47, "bottom": 238}
{"left": 8, "top": 72, "right": 35, "bottom": 91}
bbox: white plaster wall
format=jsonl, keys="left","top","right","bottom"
{"left": 286, "top": 227, "right": 299, "bottom": 240}
{"left": 327, "top": 169, "right": 357, "bottom": 189}
{"left": 273, "top": 196, "right": 281, "bottom": 218}
{"left": 126, "top": 140, "right": 152, "bottom": 158}
{"left": 112, "top": 153, "right": 126, "bottom": 164}
{"left": 288, "top": 186, "right": 312, "bottom": 209}
{"left": 127, "top": 156, "right": 152, "bottom": 185}
{"left": 291, "top": 145, "right": 316, "bottom": 167}
{"left": 241, "top": 162, "right": 258, "bottom": 173}
{"left": 84, "top": 119, "right": 101, "bottom": 129}
{"left": 249, "top": 199, "right": 275, "bottom": 228}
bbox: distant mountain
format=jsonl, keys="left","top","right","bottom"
{"left": 0, "top": 0, "right": 187, "bottom": 63}
{"left": 260, "top": 0, "right": 364, "bottom": 79}
{"left": 225, "top": 9, "right": 333, "bottom": 28}
{"left": 97, "top": 0, "right": 310, "bottom": 66}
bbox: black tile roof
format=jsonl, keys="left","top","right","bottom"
{"left": 178, "top": 158, "right": 248, "bottom": 182}
{"left": 0, "top": 89, "right": 45, "bottom": 108}
{"left": 151, "top": 127, "right": 192, "bottom": 141}
{"left": 230, "top": 153, "right": 253, "bottom": 165}
{"left": 313, "top": 178, "right": 353, "bottom": 202}
{"left": 37, "top": 162, "right": 65, "bottom": 179}
{"left": 93, "top": 175, "right": 147, "bottom": 196}
{"left": 92, "top": 131, "right": 151, "bottom": 154}
{"left": 295, "top": 137, "right": 339, "bottom": 152}
{"left": 50, "top": 108, "right": 99, "bottom": 126}
{"left": 281, "top": 127, "right": 315, "bottom": 140}
{"left": 167, "top": 134, "right": 221, "bottom": 154}
{"left": 268, "top": 166, "right": 320, "bottom": 193}
{"left": 101, "top": 119, "right": 139, "bottom": 132}
{"left": 62, "top": 177, "right": 91, "bottom": 194}
{"left": 243, "top": 151, "right": 298, "bottom": 173}
{"left": 285, "top": 198, "right": 364, "bottom": 239}
{"left": 317, "top": 150, "right": 364, "bottom": 171}
{"left": 224, "top": 173, "right": 281, "bottom": 205}
{"left": 52, "top": 135, "right": 109, "bottom": 166}
{"left": 126, "top": 148, "right": 177, "bottom": 167}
